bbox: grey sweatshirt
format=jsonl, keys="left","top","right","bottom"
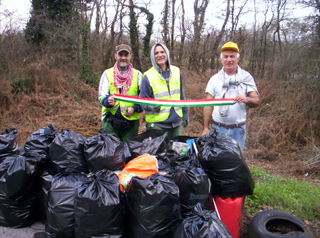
{"left": 140, "top": 43, "right": 189, "bottom": 128}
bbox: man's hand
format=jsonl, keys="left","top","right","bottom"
{"left": 234, "top": 94, "right": 248, "bottom": 103}
{"left": 183, "top": 120, "right": 189, "bottom": 128}
{"left": 235, "top": 92, "right": 260, "bottom": 107}
{"left": 201, "top": 127, "right": 210, "bottom": 136}
{"left": 151, "top": 105, "right": 161, "bottom": 113}
{"left": 108, "top": 96, "right": 116, "bottom": 106}
{"left": 124, "top": 107, "right": 134, "bottom": 117}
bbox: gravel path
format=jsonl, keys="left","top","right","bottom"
{"left": 0, "top": 222, "right": 45, "bottom": 238}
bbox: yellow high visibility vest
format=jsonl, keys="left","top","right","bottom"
{"left": 101, "top": 68, "right": 140, "bottom": 120}
{"left": 143, "top": 65, "right": 182, "bottom": 122}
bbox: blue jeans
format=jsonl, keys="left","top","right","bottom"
{"left": 210, "top": 124, "right": 246, "bottom": 152}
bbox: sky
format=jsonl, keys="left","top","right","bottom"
{"left": 0, "top": 0, "right": 314, "bottom": 33}
{"left": 1, "top": 0, "right": 31, "bottom": 18}
{"left": 1, "top": 0, "right": 32, "bottom": 30}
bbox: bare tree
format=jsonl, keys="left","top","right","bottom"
{"left": 230, "top": 0, "right": 249, "bottom": 39}
{"left": 104, "top": 0, "right": 121, "bottom": 68}
{"left": 178, "top": 0, "right": 186, "bottom": 65}
{"left": 200, "top": 32, "right": 211, "bottom": 70}
{"left": 116, "top": 3, "right": 126, "bottom": 45}
{"left": 171, "top": 0, "right": 177, "bottom": 60}
{"left": 273, "top": 0, "right": 287, "bottom": 54}
{"left": 123, "top": 0, "right": 154, "bottom": 70}
{"left": 248, "top": 0, "right": 274, "bottom": 77}
{"left": 210, "top": 0, "right": 231, "bottom": 70}
{"left": 95, "top": 0, "right": 102, "bottom": 33}
{"left": 299, "top": 0, "right": 320, "bottom": 47}
{"left": 188, "top": 0, "right": 209, "bottom": 71}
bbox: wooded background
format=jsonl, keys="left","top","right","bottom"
{"left": 0, "top": 0, "right": 319, "bottom": 169}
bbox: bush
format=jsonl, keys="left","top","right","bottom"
{"left": 10, "top": 77, "right": 33, "bottom": 94}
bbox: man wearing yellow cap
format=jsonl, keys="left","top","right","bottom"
{"left": 201, "top": 41, "right": 260, "bottom": 152}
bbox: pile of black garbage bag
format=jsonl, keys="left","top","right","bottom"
{"left": 0, "top": 125, "right": 254, "bottom": 238}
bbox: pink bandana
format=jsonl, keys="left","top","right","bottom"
{"left": 113, "top": 62, "right": 133, "bottom": 95}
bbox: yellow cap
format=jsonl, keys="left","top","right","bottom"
{"left": 221, "top": 41, "right": 239, "bottom": 53}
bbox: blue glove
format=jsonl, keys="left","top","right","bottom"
{"left": 183, "top": 120, "right": 189, "bottom": 128}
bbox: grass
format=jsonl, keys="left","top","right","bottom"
{"left": 245, "top": 168, "right": 320, "bottom": 222}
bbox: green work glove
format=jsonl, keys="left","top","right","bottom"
{"left": 183, "top": 120, "right": 189, "bottom": 128}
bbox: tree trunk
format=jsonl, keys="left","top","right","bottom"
{"left": 178, "top": 0, "right": 186, "bottom": 66}
{"left": 104, "top": 1, "right": 120, "bottom": 68}
{"left": 188, "top": 0, "right": 209, "bottom": 71}
{"left": 210, "top": 0, "right": 230, "bottom": 70}
{"left": 161, "top": 0, "right": 170, "bottom": 47}
{"left": 129, "top": 0, "right": 142, "bottom": 71}
{"left": 171, "top": 0, "right": 176, "bottom": 61}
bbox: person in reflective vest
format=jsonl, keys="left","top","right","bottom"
{"left": 99, "top": 44, "right": 143, "bottom": 142}
{"left": 140, "top": 43, "right": 189, "bottom": 143}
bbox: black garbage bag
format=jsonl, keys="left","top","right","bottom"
{"left": 170, "top": 136, "right": 197, "bottom": 143}
{"left": 0, "top": 154, "right": 41, "bottom": 198}
{"left": 45, "top": 172, "right": 86, "bottom": 238}
{"left": 156, "top": 153, "right": 174, "bottom": 174}
{"left": 126, "top": 129, "right": 168, "bottom": 158}
{"left": 173, "top": 203, "right": 232, "bottom": 238}
{"left": 49, "top": 129, "right": 88, "bottom": 175}
{"left": 0, "top": 128, "right": 19, "bottom": 161}
{"left": 172, "top": 168, "right": 211, "bottom": 218}
{"left": 0, "top": 193, "right": 38, "bottom": 228}
{"left": 74, "top": 169, "right": 124, "bottom": 238}
{"left": 157, "top": 149, "right": 201, "bottom": 177}
{"left": 163, "top": 149, "right": 201, "bottom": 170}
{"left": 37, "top": 170, "right": 53, "bottom": 224}
{"left": 196, "top": 130, "right": 254, "bottom": 197}
{"left": 84, "top": 129, "right": 130, "bottom": 173}
{"left": 0, "top": 154, "right": 41, "bottom": 227}
{"left": 123, "top": 173, "right": 181, "bottom": 238}
{"left": 24, "top": 124, "right": 58, "bottom": 171}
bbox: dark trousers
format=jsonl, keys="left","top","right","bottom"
{"left": 102, "top": 119, "right": 139, "bottom": 142}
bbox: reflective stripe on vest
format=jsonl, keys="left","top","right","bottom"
{"left": 101, "top": 68, "right": 140, "bottom": 120}
{"left": 143, "top": 66, "right": 183, "bottom": 122}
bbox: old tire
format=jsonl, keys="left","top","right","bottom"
{"left": 248, "top": 210, "right": 315, "bottom": 238}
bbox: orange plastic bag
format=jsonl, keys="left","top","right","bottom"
{"left": 123, "top": 154, "right": 158, "bottom": 172}
{"left": 118, "top": 154, "right": 158, "bottom": 192}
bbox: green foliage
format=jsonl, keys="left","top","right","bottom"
{"left": 25, "top": 0, "right": 76, "bottom": 45}
{"left": 141, "top": 8, "right": 154, "bottom": 57}
{"left": 246, "top": 168, "right": 320, "bottom": 221}
{"left": 129, "top": 0, "right": 139, "bottom": 54}
{"left": 25, "top": 16, "right": 46, "bottom": 45}
{"left": 79, "top": 70, "right": 101, "bottom": 88}
{"left": 80, "top": 20, "right": 90, "bottom": 84}
{"left": 79, "top": 15, "right": 101, "bottom": 88}
{"left": 160, "top": 0, "right": 170, "bottom": 47}
{"left": 10, "top": 77, "right": 33, "bottom": 94}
